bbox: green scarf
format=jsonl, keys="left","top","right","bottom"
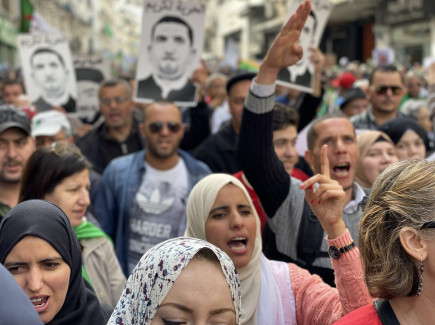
{"left": 73, "top": 221, "right": 111, "bottom": 286}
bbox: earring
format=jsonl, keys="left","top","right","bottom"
{"left": 416, "top": 257, "right": 424, "bottom": 296}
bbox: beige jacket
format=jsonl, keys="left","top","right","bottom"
{"left": 81, "top": 237, "right": 126, "bottom": 307}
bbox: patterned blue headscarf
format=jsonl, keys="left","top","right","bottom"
{"left": 108, "top": 237, "right": 241, "bottom": 325}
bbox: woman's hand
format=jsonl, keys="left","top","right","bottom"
{"left": 300, "top": 144, "right": 347, "bottom": 239}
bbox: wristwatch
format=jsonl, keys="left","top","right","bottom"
{"left": 328, "top": 241, "right": 356, "bottom": 259}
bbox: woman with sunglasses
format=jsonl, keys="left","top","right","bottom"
{"left": 19, "top": 142, "right": 126, "bottom": 308}
{"left": 335, "top": 160, "right": 435, "bottom": 324}
{"left": 0, "top": 200, "right": 105, "bottom": 324}
{"left": 378, "top": 116, "right": 430, "bottom": 161}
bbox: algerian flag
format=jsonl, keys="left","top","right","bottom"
{"left": 20, "top": 0, "right": 33, "bottom": 33}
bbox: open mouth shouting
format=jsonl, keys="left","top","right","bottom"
{"left": 31, "top": 296, "right": 49, "bottom": 313}
{"left": 332, "top": 162, "right": 350, "bottom": 178}
{"left": 227, "top": 235, "right": 248, "bottom": 254}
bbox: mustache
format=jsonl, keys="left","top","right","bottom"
{"left": 162, "top": 55, "right": 175, "bottom": 61}
{"left": 3, "top": 158, "right": 22, "bottom": 167}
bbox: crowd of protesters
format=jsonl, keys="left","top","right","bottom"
{"left": 1, "top": 1, "right": 435, "bottom": 324}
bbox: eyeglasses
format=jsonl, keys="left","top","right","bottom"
{"left": 100, "top": 96, "right": 128, "bottom": 106}
{"left": 373, "top": 86, "right": 402, "bottom": 95}
{"left": 148, "top": 122, "right": 181, "bottom": 134}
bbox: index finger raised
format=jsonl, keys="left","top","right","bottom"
{"left": 321, "top": 144, "right": 330, "bottom": 178}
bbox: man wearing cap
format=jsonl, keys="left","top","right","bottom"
{"left": 350, "top": 65, "right": 406, "bottom": 130}
{"left": 30, "top": 110, "right": 102, "bottom": 223}
{"left": 31, "top": 110, "right": 74, "bottom": 149}
{"left": 0, "top": 105, "right": 35, "bottom": 220}
{"left": 194, "top": 72, "right": 255, "bottom": 173}
{"left": 339, "top": 87, "right": 368, "bottom": 117}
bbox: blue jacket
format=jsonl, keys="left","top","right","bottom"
{"left": 94, "top": 149, "right": 211, "bottom": 275}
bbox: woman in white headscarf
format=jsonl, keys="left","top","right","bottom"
{"left": 185, "top": 166, "right": 373, "bottom": 324}
{"left": 108, "top": 237, "right": 241, "bottom": 325}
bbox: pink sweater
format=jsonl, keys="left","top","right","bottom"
{"left": 288, "top": 230, "right": 374, "bottom": 324}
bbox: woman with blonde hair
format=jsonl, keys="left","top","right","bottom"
{"left": 335, "top": 160, "right": 435, "bottom": 324}
{"left": 355, "top": 130, "right": 398, "bottom": 188}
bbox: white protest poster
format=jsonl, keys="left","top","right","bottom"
{"left": 74, "top": 56, "right": 110, "bottom": 123}
{"left": 277, "top": 0, "right": 333, "bottom": 93}
{"left": 135, "top": 0, "right": 206, "bottom": 107}
{"left": 17, "top": 34, "right": 77, "bottom": 113}
{"left": 225, "top": 38, "right": 239, "bottom": 71}
{"left": 372, "top": 48, "right": 395, "bottom": 67}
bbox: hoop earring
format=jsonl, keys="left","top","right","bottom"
{"left": 416, "top": 257, "right": 424, "bottom": 296}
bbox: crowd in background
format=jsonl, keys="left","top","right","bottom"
{"left": 1, "top": 1, "right": 435, "bottom": 324}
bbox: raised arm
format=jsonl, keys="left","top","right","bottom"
{"left": 237, "top": 0, "right": 312, "bottom": 217}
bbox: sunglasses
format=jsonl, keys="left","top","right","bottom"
{"left": 373, "top": 85, "right": 402, "bottom": 95}
{"left": 148, "top": 121, "right": 181, "bottom": 134}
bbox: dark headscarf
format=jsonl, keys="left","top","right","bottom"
{"left": 0, "top": 263, "right": 43, "bottom": 324}
{"left": 378, "top": 117, "right": 431, "bottom": 152}
{"left": 0, "top": 200, "right": 105, "bottom": 325}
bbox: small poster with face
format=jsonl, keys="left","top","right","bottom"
{"left": 17, "top": 34, "right": 77, "bottom": 113}
{"left": 74, "top": 56, "right": 110, "bottom": 123}
{"left": 277, "top": 0, "right": 333, "bottom": 93}
{"left": 135, "top": 0, "right": 206, "bottom": 107}
{"left": 372, "top": 48, "right": 395, "bottom": 67}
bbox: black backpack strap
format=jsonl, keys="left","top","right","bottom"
{"left": 373, "top": 299, "right": 400, "bottom": 325}
{"left": 296, "top": 204, "right": 329, "bottom": 266}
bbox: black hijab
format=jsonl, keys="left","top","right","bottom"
{"left": 0, "top": 200, "right": 105, "bottom": 325}
{"left": 378, "top": 117, "right": 431, "bottom": 152}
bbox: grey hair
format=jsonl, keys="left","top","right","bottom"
{"left": 98, "top": 79, "right": 132, "bottom": 99}
{"left": 400, "top": 99, "right": 428, "bottom": 121}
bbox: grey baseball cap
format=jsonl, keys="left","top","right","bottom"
{"left": 0, "top": 105, "right": 31, "bottom": 135}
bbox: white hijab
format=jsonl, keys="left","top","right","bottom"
{"left": 185, "top": 174, "right": 268, "bottom": 324}
{"left": 108, "top": 237, "right": 241, "bottom": 325}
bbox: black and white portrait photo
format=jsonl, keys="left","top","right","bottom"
{"left": 135, "top": 0, "right": 206, "bottom": 107}
{"left": 277, "top": 0, "right": 333, "bottom": 93}
{"left": 18, "top": 34, "right": 77, "bottom": 113}
{"left": 74, "top": 56, "right": 110, "bottom": 123}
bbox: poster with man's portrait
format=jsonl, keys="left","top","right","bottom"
{"left": 17, "top": 34, "right": 77, "bottom": 113}
{"left": 135, "top": 0, "right": 206, "bottom": 107}
{"left": 277, "top": 0, "right": 333, "bottom": 93}
{"left": 74, "top": 56, "right": 110, "bottom": 123}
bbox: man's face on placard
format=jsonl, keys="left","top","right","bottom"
{"left": 295, "top": 13, "right": 316, "bottom": 68}
{"left": 149, "top": 21, "right": 194, "bottom": 80}
{"left": 31, "top": 52, "right": 68, "bottom": 98}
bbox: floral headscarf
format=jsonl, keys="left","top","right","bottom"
{"left": 108, "top": 237, "right": 241, "bottom": 325}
